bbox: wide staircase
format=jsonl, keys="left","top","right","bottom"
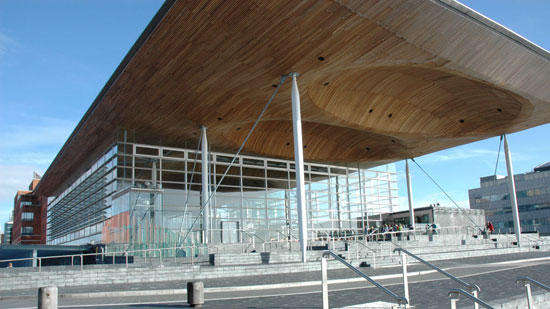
{"left": 1, "top": 232, "right": 549, "bottom": 308}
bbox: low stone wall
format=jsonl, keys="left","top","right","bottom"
{"left": 0, "top": 258, "right": 347, "bottom": 291}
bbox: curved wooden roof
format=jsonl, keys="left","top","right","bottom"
{"left": 38, "top": 0, "right": 550, "bottom": 196}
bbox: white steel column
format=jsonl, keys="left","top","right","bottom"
{"left": 405, "top": 160, "right": 415, "bottom": 229}
{"left": 291, "top": 72, "right": 308, "bottom": 263}
{"left": 201, "top": 126, "right": 210, "bottom": 244}
{"left": 503, "top": 134, "right": 521, "bottom": 246}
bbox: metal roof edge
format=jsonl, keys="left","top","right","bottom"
{"left": 36, "top": 0, "right": 178, "bottom": 195}
{"left": 434, "top": 0, "right": 550, "bottom": 61}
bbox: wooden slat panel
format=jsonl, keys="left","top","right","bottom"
{"left": 38, "top": 0, "right": 550, "bottom": 196}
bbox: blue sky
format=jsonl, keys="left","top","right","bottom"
{"left": 0, "top": 1, "right": 549, "bottom": 231}
{"left": 394, "top": 0, "right": 550, "bottom": 211}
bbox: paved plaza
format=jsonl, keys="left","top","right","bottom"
{"left": 2, "top": 251, "right": 549, "bottom": 308}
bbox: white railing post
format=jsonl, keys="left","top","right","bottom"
{"left": 80, "top": 255, "right": 83, "bottom": 271}
{"left": 159, "top": 249, "right": 163, "bottom": 265}
{"left": 472, "top": 290, "right": 480, "bottom": 309}
{"left": 450, "top": 297, "right": 458, "bottom": 309}
{"left": 38, "top": 258, "right": 42, "bottom": 272}
{"left": 524, "top": 283, "right": 533, "bottom": 309}
{"left": 400, "top": 251, "right": 410, "bottom": 306}
{"left": 321, "top": 257, "right": 329, "bottom": 309}
{"left": 125, "top": 252, "right": 129, "bottom": 269}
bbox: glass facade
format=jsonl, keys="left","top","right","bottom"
{"left": 47, "top": 142, "right": 399, "bottom": 249}
{"left": 22, "top": 212, "right": 34, "bottom": 221}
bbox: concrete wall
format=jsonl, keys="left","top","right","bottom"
{"left": 433, "top": 207, "right": 485, "bottom": 229}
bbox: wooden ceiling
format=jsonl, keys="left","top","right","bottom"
{"left": 38, "top": 0, "right": 550, "bottom": 196}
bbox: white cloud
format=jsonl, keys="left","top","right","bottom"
{"left": 0, "top": 116, "right": 74, "bottom": 151}
{"left": 0, "top": 31, "right": 21, "bottom": 57}
{"left": 426, "top": 149, "right": 497, "bottom": 163}
{"left": 0, "top": 151, "right": 56, "bottom": 166}
{"left": 0, "top": 115, "right": 74, "bottom": 227}
{"left": 436, "top": 148, "right": 527, "bottom": 163}
{"left": 397, "top": 191, "right": 470, "bottom": 211}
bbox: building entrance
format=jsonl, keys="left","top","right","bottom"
{"left": 221, "top": 221, "right": 239, "bottom": 244}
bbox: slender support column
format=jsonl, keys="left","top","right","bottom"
{"left": 201, "top": 126, "right": 210, "bottom": 244}
{"left": 405, "top": 160, "right": 415, "bottom": 230}
{"left": 503, "top": 135, "right": 521, "bottom": 246}
{"left": 290, "top": 72, "right": 308, "bottom": 263}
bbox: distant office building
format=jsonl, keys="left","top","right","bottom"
{"left": 3, "top": 220, "right": 13, "bottom": 244}
{"left": 11, "top": 174, "right": 46, "bottom": 244}
{"left": 469, "top": 162, "right": 550, "bottom": 235}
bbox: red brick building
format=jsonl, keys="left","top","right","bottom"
{"left": 12, "top": 176, "right": 46, "bottom": 244}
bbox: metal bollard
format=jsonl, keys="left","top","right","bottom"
{"left": 38, "top": 286, "right": 58, "bottom": 309}
{"left": 187, "top": 281, "right": 204, "bottom": 307}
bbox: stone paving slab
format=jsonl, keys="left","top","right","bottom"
{"left": 2, "top": 260, "right": 549, "bottom": 308}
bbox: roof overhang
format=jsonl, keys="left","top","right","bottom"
{"left": 37, "top": 0, "right": 550, "bottom": 196}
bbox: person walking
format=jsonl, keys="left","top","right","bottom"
{"left": 487, "top": 221, "right": 495, "bottom": 234}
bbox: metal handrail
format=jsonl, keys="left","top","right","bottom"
{"left": 241, "top": 230, "right": 265, "bottom": 243}
{"left": 394, "top": 247, "right": 480, "bottom": 293}
{"left": 353, "top": 239, "right": 378, "bottom": 254}
{"left": 278, "top": 230, "right": 298, "bottom": 241}
{"left": 351, "top": 240, "right": 378, "bottom": 268}
{"left": 304, "top": 225, "right": 472, "bottom": 244}
{"left": 516, "top": 276, "right": 549, "bottom": 308}
{"left": 516, "top": 277, "right": 550, "bottom": 292}
{"left": 263, "top": 238, "right": 299, "bottom": 253}
{"left": 322, "top": 250, "right": 408, "bottom": 305}
{"left": 448, "top": 289, "right": 494, "bottom": 309}
{"left": 317, "top": 230, "right": 336, "bottom": 250}
{"left": 0, "top": 244, "right": 206, "bottom": 271}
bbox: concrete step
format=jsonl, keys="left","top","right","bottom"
{"left": 337, "top": 301, "right": 409, "bottom": 309}
{"left": 1, "top": 246, "right": 541, "bottom": 291}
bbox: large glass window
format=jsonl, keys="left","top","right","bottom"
{"left": 22, "top": 212, "right": 34, "bottom": 221}
{"left": 47, "top": 141, "right": 399, "bottom": 250}
{"left": 22, "top": 226, "right": 33, "bottom": 235}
